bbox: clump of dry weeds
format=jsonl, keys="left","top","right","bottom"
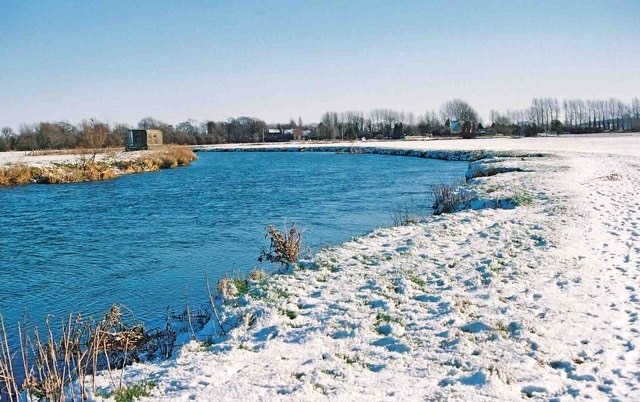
{"left": 0, "top": 305, "right": 176, "bottom": 401}
{"left": 116, "top": 147, "right": 197, "bottom": 173}
{"left": 259, "top": 223, "right": 303, "bottom": 267}
{"left": 0, "top": 164, "right": 38, "bottom": 186}
{"left": 0, "top": 147, "right": 197, "bottom": 187}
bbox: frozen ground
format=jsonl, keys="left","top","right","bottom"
{"left": 0, "top": 149, "right": 145, "bottom": 167}
{"left": 67, "top": 135, "right": 639, "bottom": 400}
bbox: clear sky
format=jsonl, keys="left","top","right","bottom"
{"left": 1, "top": 0, "right": 638, "bottom": 129}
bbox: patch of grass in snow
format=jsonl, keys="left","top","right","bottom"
{"left": 408, "top": 275, "right": 426, "bottom": 287}
{"left": 283, "top": 309, "right": 297, "bottom": 320}
{"left": 232, "top": 278, "right": 250, "bottom": 296}
{"left": 272, "top": 287, "right": 290, "bottom": 299}
{"left": 337, "top": 353, "right": 360, "bottom": 365}
{"left": 375, "top": 312, "right": 401, "bottom": 325}
{"left": 495, "top": 321, "right": 509, "bottom": 335}
{"left": 96, "top": 380, "right": 156, "bottom": 402}
{"left": 248, "top": 268, "right": 267, "bottom": 281}
{"left": 510, "top": 191, "right": 533, "bottom": 206}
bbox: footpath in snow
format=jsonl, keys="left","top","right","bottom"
{"left": 85, "top": 136, "right": 639, "bottom": 401}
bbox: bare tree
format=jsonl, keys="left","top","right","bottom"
{"left": 440, "top": 99, "right": 479, "bottom": 137}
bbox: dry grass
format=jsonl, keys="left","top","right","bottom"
{"left": 0, "top": 147, "right": 197, "bottom": 186}
{"left": 0, "top": 164, "right": 38, "bottom": 186}
{"left": 116, "top": 147, "right": 197, "bottom": 173}
{"left": 36, "top": 162, "right": 120, "bottom": 184}
{"left": 248, "top": 268, "right": 267, "bottom": 281}
{"left": 0, "top": 305, "right": 176, "bottom": 401}
{"left": 259, "top": 223, "right": 303, "bottom": 267}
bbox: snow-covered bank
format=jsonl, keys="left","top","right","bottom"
{"left": 0, "top": 149, "right": 145, "bottom": 167}
{"left": 89, "top": 136, "right": 639, "bottom": 400}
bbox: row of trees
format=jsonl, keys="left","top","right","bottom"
{"left": 1, "top": 97, "right": 638, "bottom": 151}
{"left": 490, "top": 97, "right": 640, "bottom": 135}
{"left": 314, "top": 99, "right": 481, "bottom": 140}
{"left": 0, "top": 117, "right": 272, "bottom": 152}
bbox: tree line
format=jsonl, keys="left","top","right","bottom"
{"left": 1, "top": 97, "right": 638, "bottom": 151}
{"left": 490, "top": 97, "right": 640, "bottom": 135}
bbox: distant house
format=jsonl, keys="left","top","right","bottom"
{"left": 264, "top": 128, "right": 293, "bottom": 142}
{"left": 450, "top": 119, "right": 462, "bottom": 134}
{"left": 126, "top": 129, "right": 163, "bottom": 151}
{"left": 292, "top": 127, "right": 311, "bottom": 140}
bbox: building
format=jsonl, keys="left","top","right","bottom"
{"left": 126, "top": 129, "right": 163, "bottom": 151}
{"left": 449, "top": 119, "right": 462, "bottom": 134}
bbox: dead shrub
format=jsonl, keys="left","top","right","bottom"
{"left": 259, "top": 223, "right": 302, "bottom": 267}
{"left": 431, "top": 182, "right": 472, "bottom": 214}
{"left": 248, "top": 268, "right": 267, "bottom": 281}
{"left": 216, "top": 275, "right": 237, "bottom": 299}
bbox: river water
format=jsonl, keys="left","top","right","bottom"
{"left": 0, "top": 151, "right": 467, "bottom": 331}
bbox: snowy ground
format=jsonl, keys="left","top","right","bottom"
{"left": 61, "top": 135, "right": 639, "bottom": 400}
{"left": 0, "top": 149, "right": 145, "bottom": 167}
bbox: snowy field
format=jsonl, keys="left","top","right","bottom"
{"left": 7, "top": 135, "right": 639, "bottom": 400}
{"left": 0, "top": 149, "right": 145, "bottom": 167}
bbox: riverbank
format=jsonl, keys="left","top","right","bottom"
{"left": 0, "top": 147, "right": 197, "bottom": 185}
{"left": 75, "top": 135, "right": 639, "bottom": 400}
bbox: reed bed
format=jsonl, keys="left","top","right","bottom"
{"left": 0, "top": 306, "right": 176, "bottom": 401}
{"left": 0, "top": 147, "right": 197, "bottom": 186}
{"left": 0, "top": 164, "right": 38, "bottom": 186}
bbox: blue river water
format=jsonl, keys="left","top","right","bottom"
{"left": 0, "top": 151, "right": 467, "bottom": 332}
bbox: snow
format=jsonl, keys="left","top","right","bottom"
{"left": 74, "top": 135, "right": 640, "bottom": 400}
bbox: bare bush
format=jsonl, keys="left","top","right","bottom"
{"left": 258, "top": 224, "right": 302, "bottom": 267}
{"left": 391, "top": 206, "right": 421, "bottom": 226}
{"left": 431, "top": 182, "right": 472, "bottom": 214}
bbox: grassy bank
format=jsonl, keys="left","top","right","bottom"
{"left": 0, "top": 147, "right": 197, "bottom": 186}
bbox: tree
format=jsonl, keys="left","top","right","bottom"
{"left": 417, "top": 110, "right": 442, "bottom": 135}
{"left": 551, "top": 119, "right": 563, "bottom": 134}
{"left": 137, "top": 117, "right": 164, "bottom": 130}
{"left": 80, "top": 119, "right": 110, "bottom": 161}
{"left": 439, "top": 99, "right": 479, "bottom": 138}
{"left": 0, "top": 127, "right": 13, "bottom": 151}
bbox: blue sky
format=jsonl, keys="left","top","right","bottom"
{"left": 1, "top": 0, "right": 638, "bottom": 129}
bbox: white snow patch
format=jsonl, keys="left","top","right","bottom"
{"left": 81, "top": 135, "right": 640, "bottom": 401}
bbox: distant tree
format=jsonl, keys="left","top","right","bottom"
{"left": 391, "top": 123, "right": 404, "bottom": 139}
{"left": 137, "top": 116, "right": 164, "bottom": 130}
{"left": 440, "top": 99, "right": 479, "bottom": 138}
{"left": 318, "top": 112, "right": 339, "bottom": 140}
{"left": 632, "top": 98, "right": 640, "bottom": 120}
{"left": 110, "top": 124, "right": 129, "bottom": 147}
{"left": 80, "top": 119, "right": 110, "bottom": 161}
{"left": 550, "top": 119, "right": 563, "bottom": 134}
{"left": 417, "top": 110, "right": 441, "bottom": 135}
{"left": 205, "top": 121, "right": 227, "bottom": 144}
{"left": 224, "top": 117, "right": 267, "bottom": 143}
{"left": 0, "top": 127, "right": 13, "bottom": 151}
